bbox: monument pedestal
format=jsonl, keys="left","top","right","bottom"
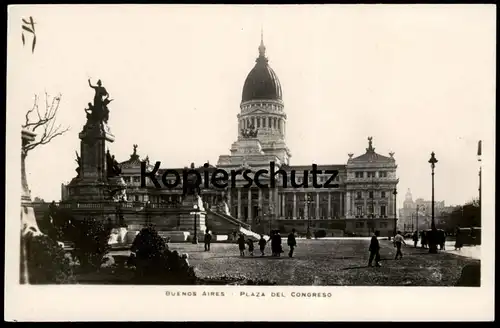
{"left": 66, "top": 119, "right": 126, "bottom": 203}
{"left": 177, "top": 195, "right": 207, "bottom": 241}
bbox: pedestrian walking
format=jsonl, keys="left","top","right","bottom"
{"left": 455, "top": 226, "right": 463, "bottom": 251}
{"left": 247, "top": 238, "right": 255, "bottom": 256}
{"left": 204, "top": 229, "right": 212, "bottom": 251}
{"left": 368, "top": 230, "right": 382, "bottom": 267}
{"left": 421, "top": 231, "right": 428, "bottom": 249}
{"left": 258, "top": 234, "right": 267, "bottom": 256}
{"left": 287, "top": 229, "right": 297, "bottom": 258}
{"left": 393, "top": 231, "right": 406, "bottom": 260}
{"left": 238, "top": 234, "right": 246, "bottom": 257}
{"left": 276, "top": 231, "right": 283, "bottom": 257}
{"left": 412, "top": 230, "right": 419, "bottom": 248}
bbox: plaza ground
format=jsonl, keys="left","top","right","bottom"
{"left": 108, "top": 237, "right": 480, "bottom": 286}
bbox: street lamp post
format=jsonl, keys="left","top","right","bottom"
{"left": 306, "top": 194, "right": 312, "bottom": 239}
{"left": 192, "top": 204, "right": 199, "bottom": 244}
{"left": 428, "top": 152, "right": 438, "bottom": 254}
{"left": 392, "top": 188, "right": 398, "bottom": 236}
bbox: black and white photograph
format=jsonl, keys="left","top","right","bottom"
{"left": 5, "top": 4, "right": 495, "bottom": 321}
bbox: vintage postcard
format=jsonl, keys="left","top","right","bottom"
{"left": 5, "top": 4, "right": 495, "bottom": 321}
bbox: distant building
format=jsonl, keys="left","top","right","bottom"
{"left": 61, "top": 183, "right": 69, "bottom": 201}
{"left": 398, "top": 189, "right": 453, "bottom": 231}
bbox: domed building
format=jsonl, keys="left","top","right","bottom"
{"left": 59, "top": 32, "right": 400, "bottom": 238}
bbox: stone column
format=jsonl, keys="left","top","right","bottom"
{"left": 237, "top": 188, "right": 242, "bottom": 220}
{"left": 364, "top": 192, "right": 367, "bottom": 217}
{"left": 248, "top": 188, "right": 252, "bottom": 223}
{"left": 346, "top": 191, "right": 351, "bottom": 218}
{"left": 315, "top": 192, "right": 320, "bottom": 219}
{"left": 327, "top": 192, "right": 332, "bottom": 219}
{"left": 340, "top": 192, "right": 344, "bottom": 217}
{"left": 387, "top": 190, "right": 392, "bottom": 217}
{"left": 293, "top": 192, "right": 297, "bottom": 219}
{"left": 304, "top": 196, "right": 308, "bottom": 220}
{"left": 227, "top": 189, "right": 232, "bottom": 215}
{"left": 281, "top": 194, "right": 286, "bottom": 218}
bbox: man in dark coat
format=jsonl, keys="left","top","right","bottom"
{"left": 204, "top": 229, "right": 212, "bottom": 251}
{"left": 412, "top": 230, "right": 419, "bottom": 248}
{"left": 287, "top": 229, "right": 297, "bottom": 258}
{"left": 238, "top": 234, "right": 246, "bottom": 256}
{"left": 368, "top": 230, "right": 382, "bottom": 267}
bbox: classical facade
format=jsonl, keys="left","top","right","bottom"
{"left": 60, "top": 35, "right": 399, "bottom": 237}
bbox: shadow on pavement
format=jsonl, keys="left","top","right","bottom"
{"left": 342, "top": 265, "right": 370, "bottom": 270}
{"left": 206, "top": 255, "right": 289, "bottom": 260}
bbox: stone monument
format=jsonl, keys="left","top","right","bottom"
{"left": 177, "top": 163, "right": 206, "bottom": 240}
{"left": 66, "top": 79, "right": 126, "bottom": 204}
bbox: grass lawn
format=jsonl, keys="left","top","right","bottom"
{"left": 75, "top": 238, "right": 480, "bottom": 286}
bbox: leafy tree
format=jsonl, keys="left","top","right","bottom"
{"left": 71, "top": 218, "right": 112, "bottom": 271}
{"left": 129, "top": 226, "right": 197, "bottom": 285}
{"left": 24, "top": 234, "right": 75, "bottom": 284}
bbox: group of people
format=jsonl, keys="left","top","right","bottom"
{"left": 236, "top": 229, "right": 297, "bottom": 258}
{"left": 410, "top": 226, "right": 475, "bottom": 251}
{"left": 368, "top": 230, "right": 408, "bottom": 267}
{"left": 366, "top": 226, "right": 476, "bottom": 267}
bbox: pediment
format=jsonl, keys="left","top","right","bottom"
{"left": 246, "top": 108, "right": 268, "bottom": 115}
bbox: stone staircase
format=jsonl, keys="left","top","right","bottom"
{"left": 239, "top": 226, "right": 268, "bottom": 241}
{"left": 206, "top": 208, "right": 264, "bottom": 241}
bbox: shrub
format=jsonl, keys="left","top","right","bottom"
{"left": 23, "top": 234, "right": 75, "bottom": 284}
{"left": 71, "top": 218, "right": 112, "bottom": 271}
{"left": 38, "top": 205, "right": 76, "bottom": 242}
{"left": 129, "top": 226, "right": 197, "bottom": 284}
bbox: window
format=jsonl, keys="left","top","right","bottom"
{"left": 257, "top": 117, "right": 261, "bottom": 128}
{"left": 134, "top": 195, "right": 139, "bottom": 201}
{"left": 380, "top": 222, "right": 388, "bottom": 228}
{"left": 380, "top": 206, "right": 386, "bottom": 217}
{"left": 369, "top": 191, "right": 374, "bottom": 199}
{"left": 381, "top": 191, "right": 386, "bottom": 198}
{"left": 355, "top": 172, "right": 364, "bottom": 178}
{"left": 356, "top": 206, "right": 363, "bottom": 216}
{"left": 356, "top": 222, "right": 365, "bottom": 228}
{"left": 367, "top": 172, "right": 375, "bottom": 178}
{"left": 356, "top": 191, "right": 362, "bottom": 199}
{"left": 123, "top": 177, "right": 130, "bottom": 183}
{"left": 133, "top": 176, "right": 140, "bottom": 183}
{"left": 379, "top": 171, "right": 387, "bottom": 178}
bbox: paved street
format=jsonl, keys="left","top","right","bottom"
{"left": 111, "top": 238, "right": 479, "bottom": 286}
{"left": 411, "top": 239, "right": 481, "bottom": 260}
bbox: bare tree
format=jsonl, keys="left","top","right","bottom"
{"left": 22, "top": 92, "right": 70, "bottom": 154}
{"left": 20, "top": 92, "right": 69, "bottom": 284}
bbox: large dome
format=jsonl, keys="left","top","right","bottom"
{"left": 241, "top": 39, "right": 282, "bottom": 103}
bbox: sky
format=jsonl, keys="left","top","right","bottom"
{"left": 7, "top": 4, "right": 496, "bottom": 209}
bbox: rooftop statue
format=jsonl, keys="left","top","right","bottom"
{"left": 241, "top": 124, "right": 259, "bottom": 139}
{"left": 75, "top": 151, "right": 81, "bottom": 177}
{"left": 87, "top": 78, "right": 113, "bottom": 124}
{"left": 106, "top": 149, "right": 122, "bottom": 177}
